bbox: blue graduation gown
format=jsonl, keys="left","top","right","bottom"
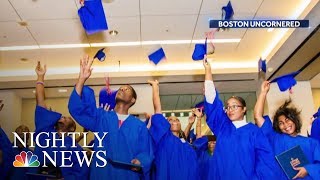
{"left": 193, "top": 136, "right": 212, "bottom": 180}
{"left": 205, "top": 91, "right": 280, "bottom": 180}
{"left": 0, "top": 127, "right": 14, "bottom": 179}
{"left": 262, "top": 116, "right": 320, "bottom": 179}
{"left": 68, "top": 86, "right": 154, "bottom": 180}
{"left": 34, "top": 105, "right": 89, "bottom": 180}
{"left": 149, "top": 114, "right": 199, "bottom": 180}
{"left": 311, "top": 117, "right": 320, "bottom": 142}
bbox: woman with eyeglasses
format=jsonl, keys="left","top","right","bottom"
{"left": 203, "top": 59, "right": 279, "bottom": 180}
{"left": 148, "top": 80, "right": 199, "bottom": 180}
{"left": 254, "top": 81, "right": 320, "bottom": 179}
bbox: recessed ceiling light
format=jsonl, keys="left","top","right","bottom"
{"left": 20, "top": 58, "right": 28, "bottom": 62}
{"left": 17, "top": 21, "right": 28, "bottom": 27}
{"left": 109, "top": 30, "right": 118, "bottom": 36}
{"left": 32, "top": 90, "right": 36, "bottom": 94}
{"left": 268, "top": 67, "right": 274, "bottom": 72}
{"left": 58, "top": 89, "right": 68, "bottom": 93}
{"left": 103, "top": 0, "right": 115, "bottom": 3}
{"left": 267, "top": 28, "right": 274, "bottom": 32}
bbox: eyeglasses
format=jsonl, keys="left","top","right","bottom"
{"left": 223, "top": 105, "right": 243, "bottom": 111}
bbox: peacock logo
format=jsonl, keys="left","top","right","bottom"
{"left": 13, "top": 151, "right": 40, "bottom": 167}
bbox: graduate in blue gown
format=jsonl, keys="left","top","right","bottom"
{"left": 9, "top": 125, "right": 33, "bottom": 180}
{"left": 0, "top": 125, "right": 14, "bottom": 179}
{"left": 148, "top": 80, "right": 199, "bottom": 180}
{"left": 202, "top": 59, "right": 279, "bottom": 180}
{"left": 310, "top": 108, "right": 320, "bottom": 142}
{"left": 34, "top": 62, "right": 89, "bottom": 180}
{"left": 193, "top": 134, "right": 216, "bottom": 180}
{"left": 68, "top": 55, "right": 154, "bottom": 180}
{"left": 254, "top": 81, "right": 320, "bottom": 179}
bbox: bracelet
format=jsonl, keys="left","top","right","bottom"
{"left": 36, "top": 81, "right": 44, "bottom": 85}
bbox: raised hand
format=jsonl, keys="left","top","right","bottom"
{"left": 203, "top": 56, "right": 211, "bottom": 70}
{"left": 35, "top": 61, "right": 46, "bottom": 77}
{"left": 79, "top": 55, "right": 94, "bottom": 82}
{"left": 148, "top": 80, "right": 159, "bottom": 86}
{"left": 188, "top": 115, "right": 196, "bottom": 124}
{"left": 192, "top": 108, "right": 203, "bottom": 118}
{"left": 261, "top": 81, "right": 270, "bottom": 94}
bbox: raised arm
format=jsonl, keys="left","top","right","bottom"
{"left": 35, "top": 61, "right": 47, "bottom": 108}
{"left": 76, "top": 55, "right": 94, "bottom": 96}
{"left": 148, "top": 80, "right": 161, "bottom": 113}
{"left": 254, "top": 81, "right": 270, "bottom": 127}
{"left": 193, "top": 108, "right": 203, "bottom": 138}
{"left": 184, "top": 115, "right": 195, "bottom": 139}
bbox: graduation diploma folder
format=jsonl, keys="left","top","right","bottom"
{"left": 275, "top": 145, "right": 309, "bottom": 179}
{"left": 107, "top": 158, "right": 143, "bottom": 169}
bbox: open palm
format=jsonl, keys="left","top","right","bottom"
{"left": 79, "top": 55, "right": 94, "bottom": 81}
{"left": 35, "top": 61, "right": 46, "bottom": 76}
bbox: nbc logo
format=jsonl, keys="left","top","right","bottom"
{"left": 13, "top": 151, "right": 40, "bottom": 167}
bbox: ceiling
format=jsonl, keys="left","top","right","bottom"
{"left": 0, "top": 0, "right": 319, "bottom": 103}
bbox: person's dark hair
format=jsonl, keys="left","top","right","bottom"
{"left": 179, "top": 130, "right": 187, "bottom": 140}
{"left": 127, "top": 85, "right": 137, "bottom": 107}
{"left": 227, "top": 96, "right": 247, "bottom": 115}
{"left": 68, "top": 118, "right": 76, "bottom": 132}
{"left": 273, "top": 99, "right": 302, "bottom": 134}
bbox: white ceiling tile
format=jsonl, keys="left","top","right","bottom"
{"left": 10, "top": 0, "right": 78, "bottom": 20}
{"left": 255, "top": 0, "right": 307, "bottom": 19}
{"left": 201, "top": 0, "right": 263, "bottom": 16}
{"left": 141, "top": 0, "right": 202, "bottom": 15}
{"left": 193, "top": 14, "right": 247, "bottom": 39}
{"left": 88, "top": 16, "right": 140, "bottom": 43}
{"left": 28, "top": 19, "right": 88, "bottom": 44}
{"left": 0, "top": 0, "right": 19, "bottom": 22}
{"left": 235, "top": 28, "right": 278, "bottom": 61}
{"left": 141, "top": 15, "right": 197, "bottom": 41}
{"left": 103, "top": 0, "right": 139, "bottom": 17}
{"left": 0, "top": 22, "right": 36, "bottom": 46}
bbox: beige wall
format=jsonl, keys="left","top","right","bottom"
{"left": 0, "top": 91, "right": 22, "bottom": 140}
{"left": 312, "top": 88, "right": 320, "bottom": 110}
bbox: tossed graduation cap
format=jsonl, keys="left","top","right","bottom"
{"left": 219, "top": 1, "right": 234, "bottom": 31}
{"left": 313, "top": 107, "right": 320, "bottom": 118}
{"left": 94, "top": 48, "right": 106, "bottom": 62}
{"left": 99, "top": 75, "right": 117, "bottom": 110}
{"left": 270, "top": 71, "right": 300, "bottom": 92}
{"left": 192, "top": 38, "right": 207, "bottom": 61}
{"left": 258, "top": 58, "right": 267, "bottom": 73}
{"left": 222, "top": 1, "right": 234, "bottom": 20}
{"left": 78, "top": 0, "right": 108, "bottom": 35}
{"left": 99, "top": 87, "right": 118, "bottom": 110}
{"left": 148, "top": 47, "right": 166, "bottom": 65}
{"left": 195, "top": 101, "right": 205, "bottom": 112}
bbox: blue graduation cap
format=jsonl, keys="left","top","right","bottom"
{"left": 270, "top": 71, "right": 300, "bottom": 92}
{"left": 258, "top": 58, "right": 267, "bottom": 73}
{"left": 192, "top": 38, "right": 207, "bottom": 61}
{"left": 94, "top": 48, "right": 106, "bottom": 62}
{"left": 219, "top": 1, "right": 234, "bottom": 31}
{"left": 222, "top": 1, "right": 234, "bottom": 20}
{"left": 195, "top": 101, "right": 205, "bottom": 112}
{"left": 78, "top": 0, "right": 108, "bottom": 35}
{"left": 313, "top": 107, "right": 320, "bottom": 118}
{"left": 148, "top": 47, "right": 166, "bottom": 65}
{"left": 99, "top": 87, "right": 118, "bottom": 110}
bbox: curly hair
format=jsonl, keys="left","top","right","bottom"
{"left": 273, "top": 99, "right": 302, "bottom": 134}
